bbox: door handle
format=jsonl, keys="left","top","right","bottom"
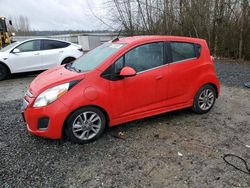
{"left": 34, "top": 53, "right": 40, "bottom": 55}
{"left": 155, "top": 75, "right": 163, "bottom": 80}
{"left": 59, "top": 51, "right": 64, "bottom": 53}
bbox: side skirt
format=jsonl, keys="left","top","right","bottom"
{"left": 110, "top": 99, "right": 193, "bottom": 126}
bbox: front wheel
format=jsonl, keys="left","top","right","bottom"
{"left": 64, "top": 107, "right": 106, "bottom": 144}
{"left": 192, "top": 85, "right": 216, "bottom": 114}
{"left": 0, "top": 64, "right": 9, "bottom": 81}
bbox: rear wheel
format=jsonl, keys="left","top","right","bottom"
{"left": 64, "top": 107, "right": 106, "bottom": 144}
{"left": 192, "top": 85, "right": 216, "bottom": 114}
{"left": 61, "top": 57, "right": 76, "bottom": 65}
{"left": 0, "top": 64, "right": 9, "bottom": 81}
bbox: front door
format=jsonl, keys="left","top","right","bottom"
{"left": 108, "top": 42, "right": 168, "bottom": 119}
{"left": 8, "top": 40, "right": 43, "bottom": 73}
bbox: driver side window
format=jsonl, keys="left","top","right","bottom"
{"left": 114, "top": 56, "right": 124, "bottom": 74}
{"left": 16, "top": 40, "right": 41, "bottom": 52}
{"left": 114, "top": 42, "right": 164, "bottom": 73}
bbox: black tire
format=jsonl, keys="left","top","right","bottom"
{"left": 0, "top": 64, "right": 9, "bottom": 81}
{"left": 61, "top": 57, "right": 76, "bottom": 65}
{"left": 64, "top": 107, "right": 106, "bottom": 144}
{"left": 192, "top": 85, "right": 216, "bottom": 114}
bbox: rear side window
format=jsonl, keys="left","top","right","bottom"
{"left": 170, "top": 42, "right": 196, "bottom": 62}
{"left": 42, "top": 40, "right": 70, "bottom": 50}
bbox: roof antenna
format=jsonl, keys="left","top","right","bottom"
{"left": 112, "top": 29, "right": 122, "bottom": 42}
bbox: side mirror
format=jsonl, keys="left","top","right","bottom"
{"left": 119, "top": 66, "right": 136, "bottom": 77}
{"left": 12, "top": 48, "right": 20, "bottom": 53}
{"left": 9, "top": 20, "right": 13, "bottom": 25}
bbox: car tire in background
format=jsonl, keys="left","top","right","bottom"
{"left": 0, "top": 63, "right": 10, "bottom": 81}
{"left": 64, "top": 107, "right": 106, "bottom": 144}
{"left": 192, "top": 85, "right": 216, "bottom": 114}
{"left": 61, "top": 57, "right": 76, "bottom": 65}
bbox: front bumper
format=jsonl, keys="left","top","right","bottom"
{"left": 22, "top": 97, "right": 69, "bottom": 139}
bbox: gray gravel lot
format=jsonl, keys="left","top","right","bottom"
{"left": 0, "top": 61, "right": 250, "bottom": 187}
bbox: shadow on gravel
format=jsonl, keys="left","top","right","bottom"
{"left": 19, "top": 107, "right": 194, "bottom": 145}
{"left": 107, "top": 108, "right": 194, "bottom": 135}
{"left": 10, "top": 71, "right": 42, "bottom": 79}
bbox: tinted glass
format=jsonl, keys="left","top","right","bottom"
{"left": 114, "top": 57, "right": 124, "bottom": 73}
{"left": 17, "top": 40, "right": 41, "bottom": 52}
{"left": 170, "top": 42, "right": 196, "bottom": 62}
{"left": 196, "top": 44, "right": 201, "bottom": 57}
{"left": 124, "top": 42, "right": 164, "bottom": 72}
{"left": 42, "top": 40, "right": 70, "bottom": 50}
{"left": 71, "top": 42, "right": 125, "bottom": 72}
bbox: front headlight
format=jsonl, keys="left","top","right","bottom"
{"left": 33, "top": 83, "right": 70, "bottom": 107}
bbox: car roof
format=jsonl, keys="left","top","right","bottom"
{"left": 20, "top": 38, "right": 72, "bottom": 44}
{"left": 115, "top": 35, "right": 206, "bottom": 45}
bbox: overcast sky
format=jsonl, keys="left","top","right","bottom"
{"left": 0, "top": 0, "right": 108, "bottom": 30}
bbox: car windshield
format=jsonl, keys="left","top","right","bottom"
{"left": 70, "top": 42, "right": 125, "bottom": 72}
{"left": 0, "top": 42, "right": 19, "bottom": 52}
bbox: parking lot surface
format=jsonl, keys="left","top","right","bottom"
{"left": 0, "top": 60, "right": 250, "bottom": 187}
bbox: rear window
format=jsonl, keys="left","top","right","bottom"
{"left": 170, "top": 42, "right": 196, "bottom": 62}
{"left": 42, "top": 40, "right": 70, "bottom": 50}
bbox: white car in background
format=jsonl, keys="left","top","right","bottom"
{"left": 0, "top": 38, "right": 83, "bottom": 80}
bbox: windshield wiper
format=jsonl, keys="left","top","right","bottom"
{"left": 65, "top": 63, "right": 81, "bottom": 73}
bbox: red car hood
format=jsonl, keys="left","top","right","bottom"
{"left": 29, "top": 65, "right": 85, "bottom": 97}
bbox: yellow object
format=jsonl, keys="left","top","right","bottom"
{"left": 0, "top": 17, "right": 11, "bottom": 48}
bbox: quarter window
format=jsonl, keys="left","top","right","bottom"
{"left": 115, "top": 42, "right": 164, "bottom": 73}
{"left": 16, "top": 40, "right": 41, "bottom": 52}
{"left": 170, "top": 42, "right": 196, "bottom": 62}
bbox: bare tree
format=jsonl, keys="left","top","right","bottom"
{"left": 8, "top": 15, "right": 31, "bottom": 36}
{"left": 101, "top": 0, "right": 250, "bottom": 60}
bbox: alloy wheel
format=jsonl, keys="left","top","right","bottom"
{"left": 198, "top": 89, "right": 215, "bottom": 111}
{"left": 72, "top": 111, "right": 102, "bottom": 140}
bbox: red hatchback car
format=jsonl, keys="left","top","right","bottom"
{"left": 22, "top": 36, "right": 220, "bottom": 143}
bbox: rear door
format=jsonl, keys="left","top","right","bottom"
{"left": 8, "top": 40, "right": 43, "bottom": 72}
{"left": 167, "top": 41, "right": 200, "bottom": 106}
{"left": 40, "top": 39, "right": 70, "bottom": 69}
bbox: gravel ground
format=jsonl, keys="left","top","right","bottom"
{"left": 0, "top": 61, "right": 250, "bottom": 187}
{"left": 215, "top": 58, "right": 250, "bottom": 87}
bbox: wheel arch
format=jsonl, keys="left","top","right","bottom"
{"left": 192, "top": 72, "right": 220, "bottom": 100}
{"left": 206, "top": 82, "right": 219, "bottom": 98}
{"left": 62, "top": 105, "right": 110, "bottom": 137}
{"left": 0, "top": 61, "right": 11, "bottom": 74}
{"left": 194, "top": 82, "right": 219, "bottom": 98}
